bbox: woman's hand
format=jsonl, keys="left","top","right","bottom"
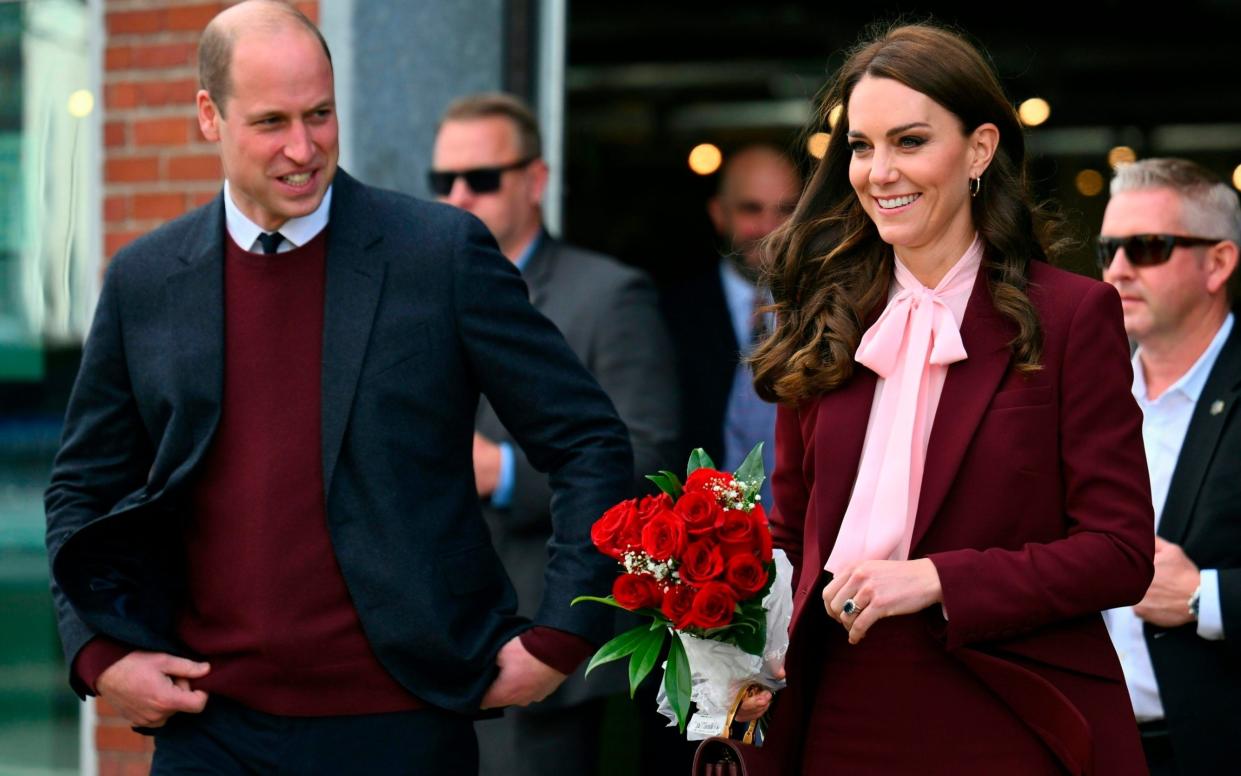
{"left": 733, "top": 666, "right": 786, "bottom": 723}
{"left": 823, "top": 558, "right": 943, "bottom": 644}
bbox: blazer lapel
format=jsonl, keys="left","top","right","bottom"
{"left": 910, "top": 265, "right": 1014, "bottom": 552}
{"left": 320, "top": 171, "right": 386, "bottom": 493}
{"left": 165, "top": 194, "right": 226, "bottom": 478}
{"left": 1158, "top": 321, "right": 1241, "bottom": 544}
{"left": 521, "top": 231, "right": 557, "bottom": 308}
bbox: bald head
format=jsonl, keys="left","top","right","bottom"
{"left": 199, "top": 0, "right": 331, "bottom": 117}
{"left": 708, "top": 144, "right": 800, "bottom": 275}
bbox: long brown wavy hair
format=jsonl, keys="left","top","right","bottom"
{"left": 752, "top": 23, "right": 1054, "bottom": 404}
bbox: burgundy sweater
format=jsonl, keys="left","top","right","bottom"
{"left": 75, "top": 230, "right": 592, "bottom": 713}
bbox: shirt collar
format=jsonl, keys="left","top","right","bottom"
{"left": 1133, "top": 312, "right": 1235, "bottom": 403}
{"left": 223, "top": 180, "right": 332, "bottom": 252}
{"left": 513, "top": 231, "right": 544, "bottom": 273}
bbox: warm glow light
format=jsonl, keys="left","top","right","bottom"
{"left": 1232, "top": 165, "right": 1241, "bottom": 191}
{"left": 67, "top": 89, "right": 94, "bottom": 118}
{"left": 807, "top": 132, "right": 830, "bottom": 159}
{"left": 827, "top": 104, "right": 843, "bottom": 130}
{"left": 1075, "top": 169, "right": 1104, "bottom": 197}
{"left": 688, "top": 143, "right": 723, "bottom": 176}
{"left": 1108, "top": 146, "right": 1137, "bottom": 169}
{"left": 1018, "top": 98, "right": 1050, "bottom": 127}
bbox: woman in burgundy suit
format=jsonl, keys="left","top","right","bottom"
{"left": 737, "top": 24, "right": 1155, "bottom": 775}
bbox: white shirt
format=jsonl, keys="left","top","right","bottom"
{"left": 223, "top": 180, "right": 332, "bottom": 253}
{"left": 1104, "top": 312, "right": 1234, "bottom": 722}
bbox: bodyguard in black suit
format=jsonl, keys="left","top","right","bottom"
{"left": 1100, "top": 158, "right": 1241, "bottom": 775}
{"left": 44, "top": 4, "right": 629, "bottom": 773}
{"left": 432, "top": 93, "right": 680, "bottom": 776}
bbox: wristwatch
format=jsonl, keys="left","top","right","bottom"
{"left": 1188, "top": 585, "right": 1202, "bottom": 620}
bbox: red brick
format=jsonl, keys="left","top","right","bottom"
{"left": 166, "top": 4, "right": 223, "bottom": 32}
{"left": 133, "top": 117, "right": 189, "bottom": 147}
{"left": 105, "top": 156, "right": 159, "bottom": 183}
{"left": 190, "top": 190, "right": 219, "bottom": 207}
{"left": 137, "top": 78, "right": 198, "bottom": 107}
{"left": 105, "top": 83, "right": 139, "bottom": 110}
{"left": 104, "top": 121, "right": 127, "bottom": 147}
{"left": 107, "top": 11, "right": 162, "bottom": 36}
{"left": 105, "top": 46, "right": 132, "bottom": 71}
{"left": 96, "top": 723, "right": 152, "bottom": 753}
{"left": 132, "top": 42, "right": 198, "bottom": 70}
{"left": 104, "top": 195, "right": 127, "bottom": 222}
{"left": 167, "top": 153, "right": 220, "bottom": 181}
{"left": 296, "top": 2, "right": 319, "bottom": 24}
{"left": 132, "top": 193, "right": 187, "bottom": 221}
{"left": 120, "top": 757, "right": 153, "bottom": 776}
{"left": 106, "top": 230, "right": 146, "bottom": 257}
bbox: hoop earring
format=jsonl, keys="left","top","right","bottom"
{"left": 969, "top": 176, "right": 981, "bottom": 198}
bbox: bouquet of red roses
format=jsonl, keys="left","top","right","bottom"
{"left": 574, "top": 445, "right": 791, "bottom": 736}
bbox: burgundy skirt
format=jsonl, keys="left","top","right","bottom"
{"left": 797, "top": 605, "right": 1065, "bottom": 775}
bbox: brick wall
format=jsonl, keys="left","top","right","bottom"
{"left": 96, "top": 5, "right": 317, "bottom": 772}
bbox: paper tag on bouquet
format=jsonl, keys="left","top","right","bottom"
{"left": 686, "top": 712, "right": 729, "bottom": 739}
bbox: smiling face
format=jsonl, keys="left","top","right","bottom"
{"left": 197, "top": 24, "right": 338, "bottom": 232}
{"left": 846, "top": 75, "right": 996, "bottom": 275}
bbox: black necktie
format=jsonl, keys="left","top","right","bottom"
{"left": 256, "top": 231, "right": 285, "bottom": 254}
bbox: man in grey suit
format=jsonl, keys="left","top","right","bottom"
{"left": 430, "top": 93, "right": 680, "bottom": 776}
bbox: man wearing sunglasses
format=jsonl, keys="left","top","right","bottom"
{"left": 431, "top": 93, "right": 679, "bottom": 776}
{"left": 1099, "top": 157, "right": 1241, "bottom": 775}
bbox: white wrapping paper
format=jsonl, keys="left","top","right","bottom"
{"left": 656, "top": 549, "right": 794, "bottom": 739}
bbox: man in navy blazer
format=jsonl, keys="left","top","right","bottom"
{"left": 43, "top": 2, "right": 630, "bottom": 773}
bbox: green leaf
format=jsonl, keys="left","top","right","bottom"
{"left": 571, "top": 594, "right": 626, "bottom": 610}
{"left": 627, "top": 627, "right": 667, "bottom": 698}
{"left": 731, "top": 616, "right": 767, "bottom": 656}
{"left": 584, "top": 623, "right": 656, "bottom": 677}
{"left": 687, "top": 448, "right": 716, "bottom": 476}
{"left": 734, "top": 442, "right": 766, "bottom": 488}
{"left": 664, "top": 632, "right": 693, "bottom": 733}
{"left": 645, "top": 473, "right": 683, "bottom": 499}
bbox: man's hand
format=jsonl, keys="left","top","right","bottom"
{"left": 480, "top": 637, "right": 567, "bottom": 709}
{"left": 473, "top": 433, "right": 502, "bottom": 498}
{"left": 1134, "top": 537, "right": 1199, "bottom": 628}
{"left": 97, "top": 651, "right": 211, "bottom": 728}
{"left": 733, "top": 665, "right": 786, "bottom": 723}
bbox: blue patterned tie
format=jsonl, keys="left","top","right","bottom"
{"left": 256, "top": 231, "right": 285, "bottom": 254}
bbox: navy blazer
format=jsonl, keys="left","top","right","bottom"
{"left": 44, "top": 170, "right": 633, "bottom": 714}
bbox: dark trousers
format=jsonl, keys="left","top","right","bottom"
{"left": 1139, "top": 720, "right": 1175, "bottom": 776}
{"left": 148, "top": 697, "right": 478, "bottom": 775}
{"left": 476, "top": 698, "right": 606, "bottom": 776}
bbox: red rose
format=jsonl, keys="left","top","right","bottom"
{"left": 641, "top": 510, "right": 688, "bottom": 561}
{"left": 636, "top": 493, "right": 674, "bottom": 524}
{"left": 675, "top": 491, "right": 724, "bottom": 536}
{"left": 685, "top": 582, "right": 738, "bottom": 629}
{"left": 661, "top": 583, "right": 697, "bottom": 629}
{"left": 724, "top": 553, "right": 769, "bottom": 598}
{"left": 591, "top": 499, "right": 639, "bottom": 559}
{"left": 612, "top": 573, "right": 663, "bottom": 611}
{"left": 680, "top": 540, "right": 725, "bottom": 586}
{"left": 752, "top": 504, "right": 774, "bottom": 563}
{"left": 718, "top": 509, "right": 755, "bottom": 548}
{"left": 683, "top": 468, "right": 735, "bottom": 497}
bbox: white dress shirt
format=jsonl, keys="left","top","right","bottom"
{"left": 223, "top": 180, "right": 332, "bottom": 253}
{"left": 1104, "top": 312, "right": 1234, "bottom": 722}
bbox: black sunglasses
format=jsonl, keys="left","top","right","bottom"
{"left": 1095, "top": 234, "right": 1222, "bottom": 269}
{"left": 427, "top": 156, "right": 537, "bottom": 196}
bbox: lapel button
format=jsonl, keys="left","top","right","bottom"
{"left": 1210, "top": 399, "right": 1225, "bottom": 416}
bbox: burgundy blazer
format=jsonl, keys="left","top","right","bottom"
{"left": 767, "top": 260, "right": 1155, "bottom": 775}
